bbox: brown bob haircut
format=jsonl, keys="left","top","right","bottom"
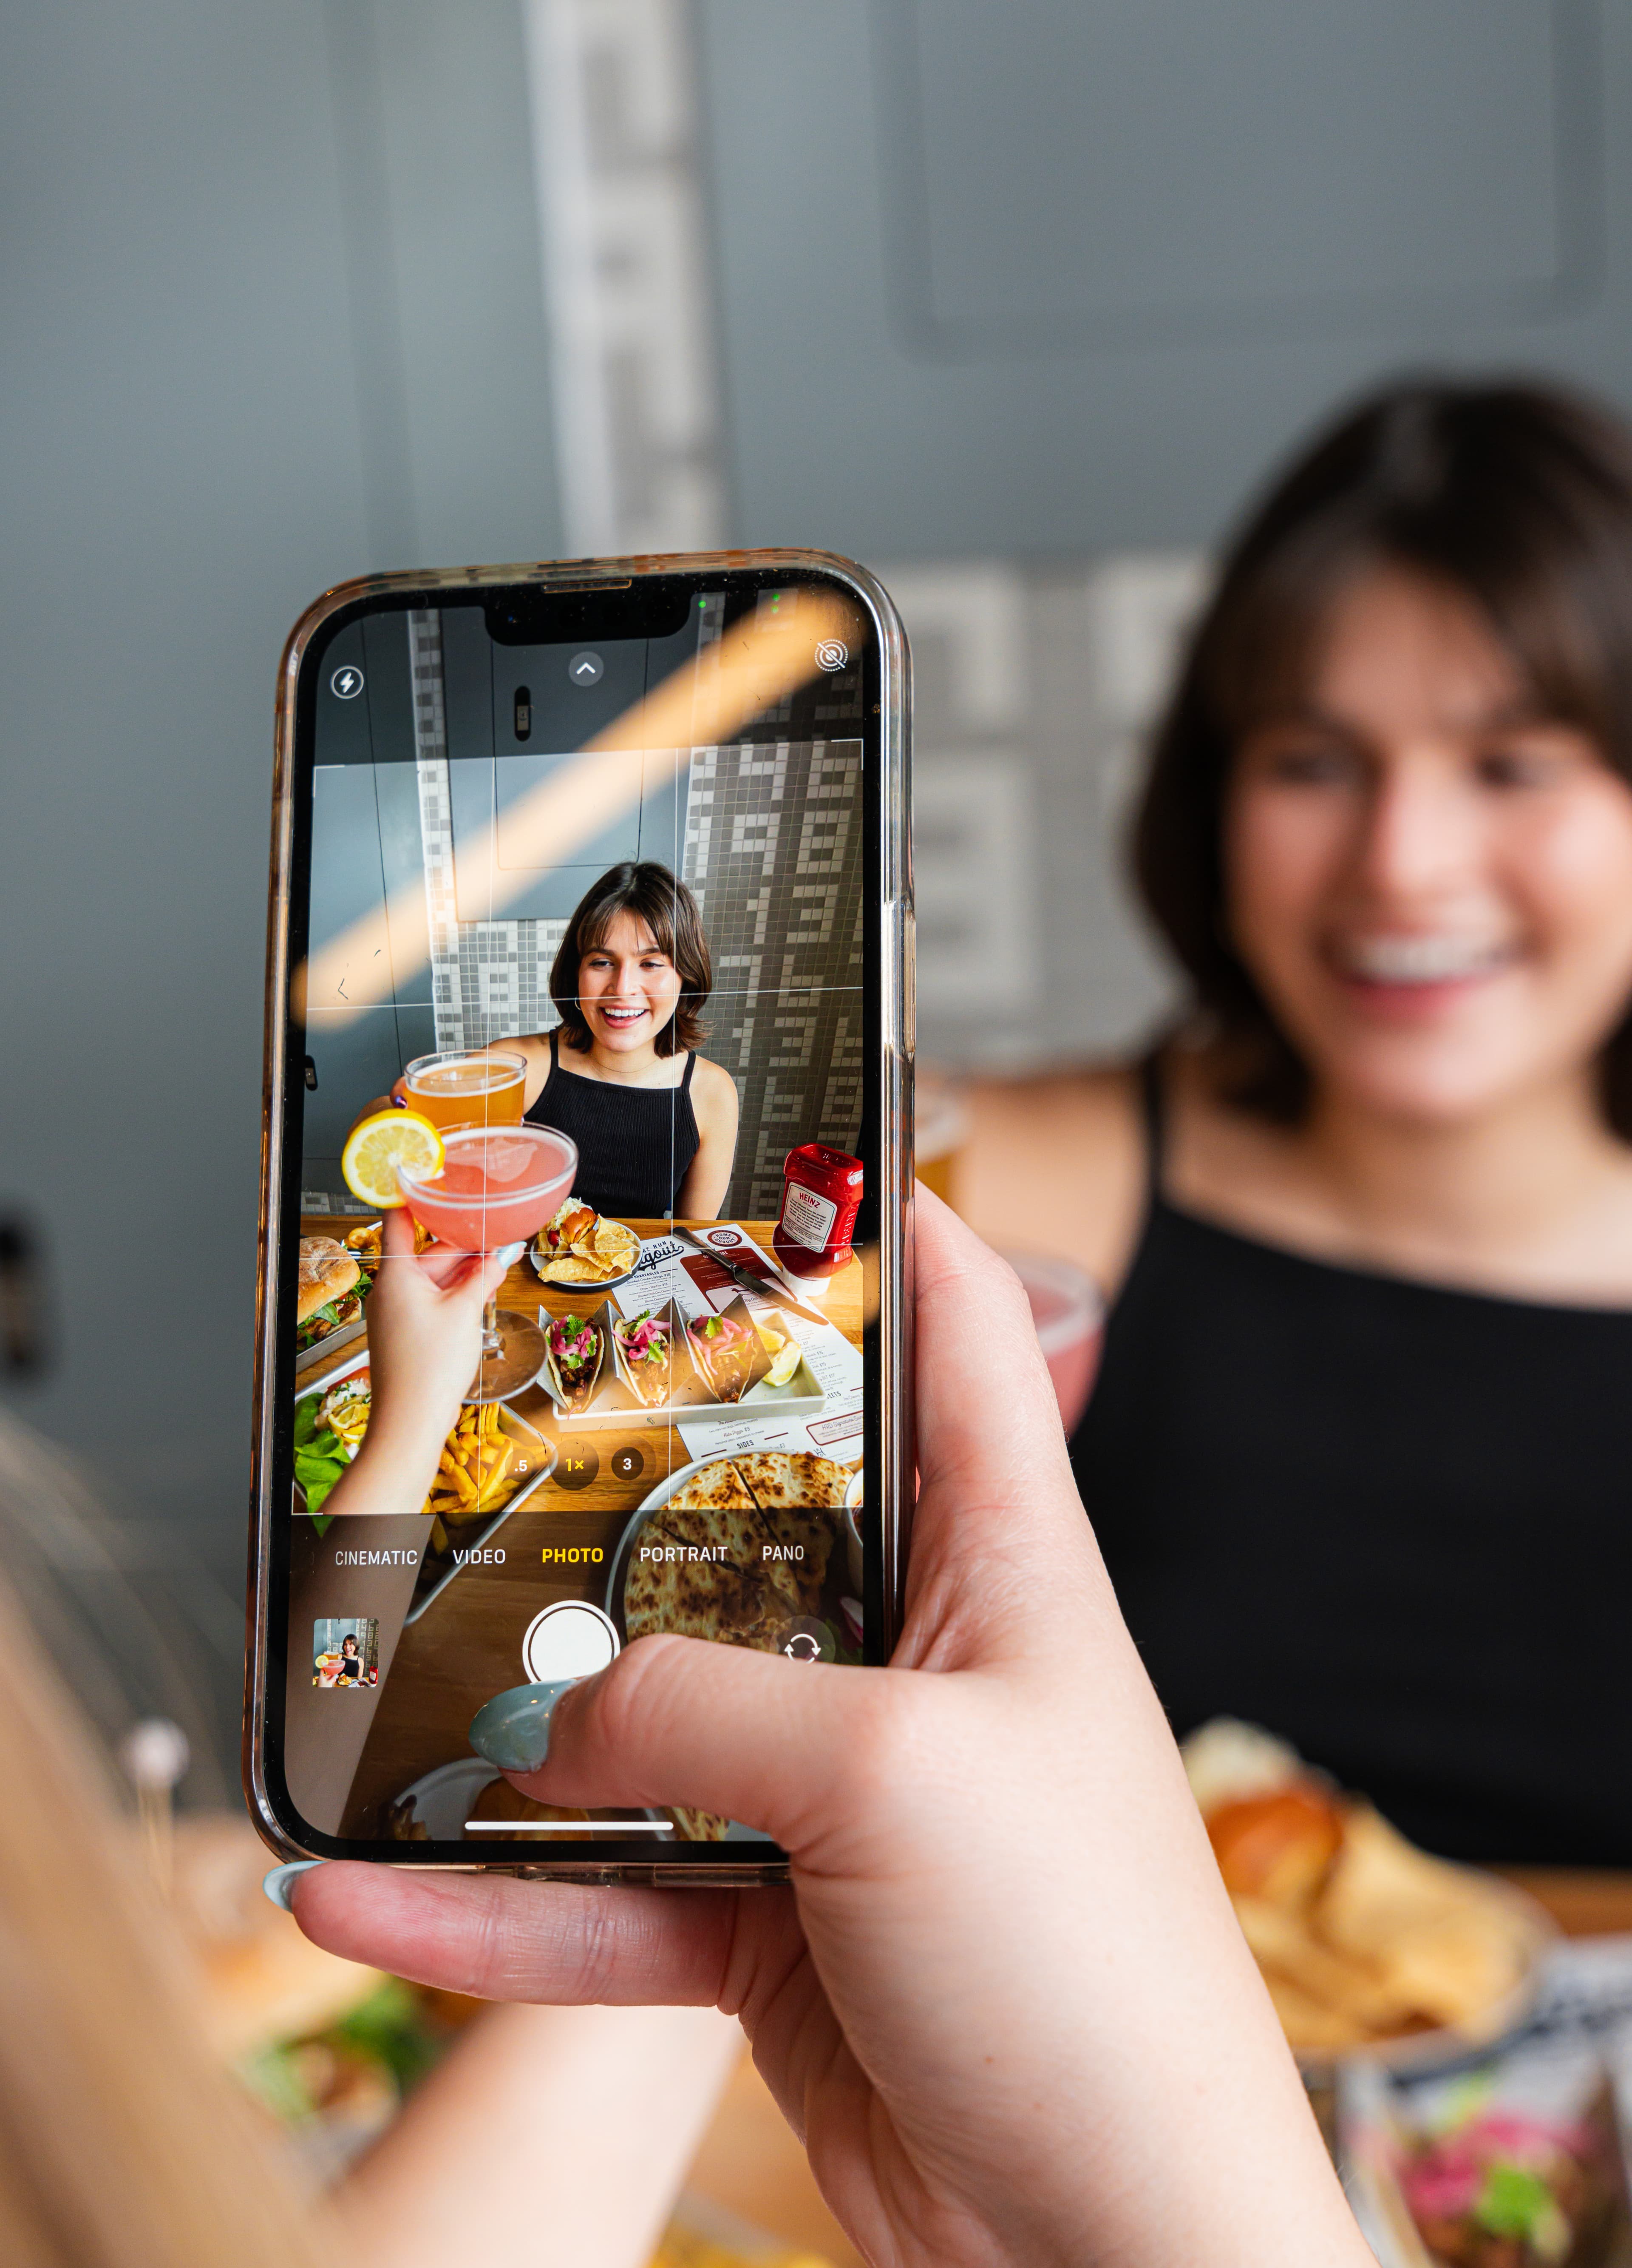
{"left": 1135, "top": 377, "right": 1632, "bottom": 1134}
{"left": 550, "top": 860, "right": 711, "bottom": 1056}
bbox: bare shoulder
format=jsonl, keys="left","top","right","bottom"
{"left": 690, "top": 1053, "right": 740, "bottom": 1125}
{"left": 958, "top": 1063, "right": 1148, "bottom": 1298}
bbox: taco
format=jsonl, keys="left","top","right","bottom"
{"left": 683, "top": 1297, "right": 771, "bottom": 1405}
{"left": 543, "top": 1308, "right": 606, "bottom": 1416}
{"left": 612, "top": 1304, "right": 676, "bottom": 1410}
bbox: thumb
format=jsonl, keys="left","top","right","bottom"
{"left": 509, "top": 1635, "right": 932, "bottom": 1863}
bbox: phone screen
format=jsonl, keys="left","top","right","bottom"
{"left": 258, "top": 568, "right": 899, "bottom": 1858}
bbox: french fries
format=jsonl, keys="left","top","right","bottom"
{"left": 422, "top": 1403, "right": 526, "bottom": 1527}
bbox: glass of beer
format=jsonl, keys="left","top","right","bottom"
{"left": 403, "top": 1049, "right": 526, "bottom": 1133}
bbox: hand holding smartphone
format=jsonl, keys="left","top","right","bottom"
{"left": 289, "top": 1198, "right": 1370, "bottom": 2268}
{"left": 248, "top": 555, "right": 912, "bottom": 1880}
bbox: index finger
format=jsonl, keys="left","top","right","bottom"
{"left": 293, "top": 1859, "right": 749, "bottom": 2005}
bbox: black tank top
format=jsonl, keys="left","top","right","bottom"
{"left": 1068, "top": 1058, "right": 1632, "bottom": 1866}
{"left": 525, "top": 1030, "right": 700, "bottom": 1218}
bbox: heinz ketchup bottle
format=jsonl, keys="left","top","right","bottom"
{"left": 772, "top": 1143, "right": 864, "bottom": 1295}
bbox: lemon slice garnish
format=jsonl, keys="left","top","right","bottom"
{"left": 341, "top": 1110, "right": 444, "bottom": 1209}
{"left": 765, "top": 1340, "right": 802, "bottom": 1388}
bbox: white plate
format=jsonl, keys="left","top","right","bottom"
{"left": 388, "top": 1757, "right": 502, "bottom": 1842}
{"left": 528, "top": 1227, "right": 639, "bottom": 1295}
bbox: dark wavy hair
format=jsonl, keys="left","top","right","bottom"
{"left": 1134, "top": 377, "right": 1632, "bottom": 1135}
{"left": 549, "top": 861, "right": 711, "bottom": 1057}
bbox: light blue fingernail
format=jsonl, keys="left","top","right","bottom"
{"left": 469, "top": 1679, "right": 577, "bottom": 1773}
{"left": 263, "top": 1859, "right": 323, "bottom": 1911}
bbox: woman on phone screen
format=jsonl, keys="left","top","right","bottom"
{"left": 500, "top": 861, "right": 738, "bottom": 1221}
{"left": 968, "top": 379, "right": 1632, "bottom": 1867}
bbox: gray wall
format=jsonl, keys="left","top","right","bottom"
{"left": 0, "top": 2, "right": 561, "bottom": 1766}
{"left": 699, "top": 0, "right": 1632, "bottom": 558}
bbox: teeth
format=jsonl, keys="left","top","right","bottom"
{"left": 1338, "top": 935, "right": 1510, "bottom": 985}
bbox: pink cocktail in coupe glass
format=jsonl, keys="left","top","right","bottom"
{"left": 398, "top": 1124, "right": 578, "bottom": 1401}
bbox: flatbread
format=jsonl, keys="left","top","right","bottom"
{"left": 653, "top": 1489, "right": 802, "bottom": 1618}
{"left": 730, "top": 1451, "right": 847, "bottom": 1598}
{"left": 652, "top": 1496, "right": 759, "bottom": 1568}
{"left": 732, "top": 1450, "right": 850, "bottom": 1510}
{"left": 621, "top": 1546, "right": 674, "bottom": 1639}
{"left": 667, "top": 1462, "right": 756, "bottom": 1515}
{"left": 623, "top": 1544, "right": 779, "bottom": 1650}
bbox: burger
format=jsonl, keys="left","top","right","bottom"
{"left": 297, "top": 1236, "right": 366, "bottom": 1353}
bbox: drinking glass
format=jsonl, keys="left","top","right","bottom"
{"left": 403, "top": 1048, "right": 526, "bottom": 1133}
{"left": 398, "top": 1124, "right": 578, "bottom": 1402}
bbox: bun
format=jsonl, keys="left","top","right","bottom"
{"left": 550, "top": 1201, "right": 596, "bottom": 1249}
{"left": 298, "top": 1236, "right": 361, "bottom": 1324}
{"left": 1207, "top": 1785, "right": 1343, "bottom": 1904}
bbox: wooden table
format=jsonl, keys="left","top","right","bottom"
{"left": 297, "top": 1217, "right": 863, "bottom": 1838}
{"left": 1496, "top": 1869, "right": 1632, "bottom": 1939}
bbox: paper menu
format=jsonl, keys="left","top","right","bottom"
{"left": 615, "top": 1232, "right": 864, "bottom": 1462}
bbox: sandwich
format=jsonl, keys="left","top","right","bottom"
{"left": 544, "top": 1309, "right": 606, "bottom": 1416}
{"left": 297, "top": 1236, "right": 365, "bottom": 1352}
{"left": 612, "top": 1307, "right": 675, "bottom": 1409}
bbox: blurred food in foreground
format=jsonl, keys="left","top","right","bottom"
{"left": 1184, "top": 1721, "right": 1550, "bottom": 2056}
{"left": 1393, "top": 2094, "right": 1626, "bottom": 2268}
{"left": 1342, "top": 2038, "right": 1632, "bottom": 2268}
{"left": 654, "top": 2200, "right": 838, "bottom": 2268}
{"left": 171, "top": 1814, "right": 476, "bottom": 2170}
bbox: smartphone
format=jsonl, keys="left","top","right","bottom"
{"left": 246, "top": 554, "right": 912, "bottom": 1883}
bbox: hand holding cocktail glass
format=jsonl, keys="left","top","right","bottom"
{"left": 397, "top": 1121, "right": 578, "bottom": 1401}
{"left": 341, "top": 1047, "right": 579, "bottom": 1404}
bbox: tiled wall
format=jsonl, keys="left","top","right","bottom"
{"left": 408, "top": 610, "right": 865, "bottom": 1221}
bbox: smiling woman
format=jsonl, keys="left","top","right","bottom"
{"left": 492, "top": 861, "right": 740, "bottom": 1221}
{"left": 965, "top": 379, "right": 1632, "bottom": 1866}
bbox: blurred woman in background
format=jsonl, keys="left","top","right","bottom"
{"left": 972, "top": 380, "right": 1632, "bottom": 1865}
